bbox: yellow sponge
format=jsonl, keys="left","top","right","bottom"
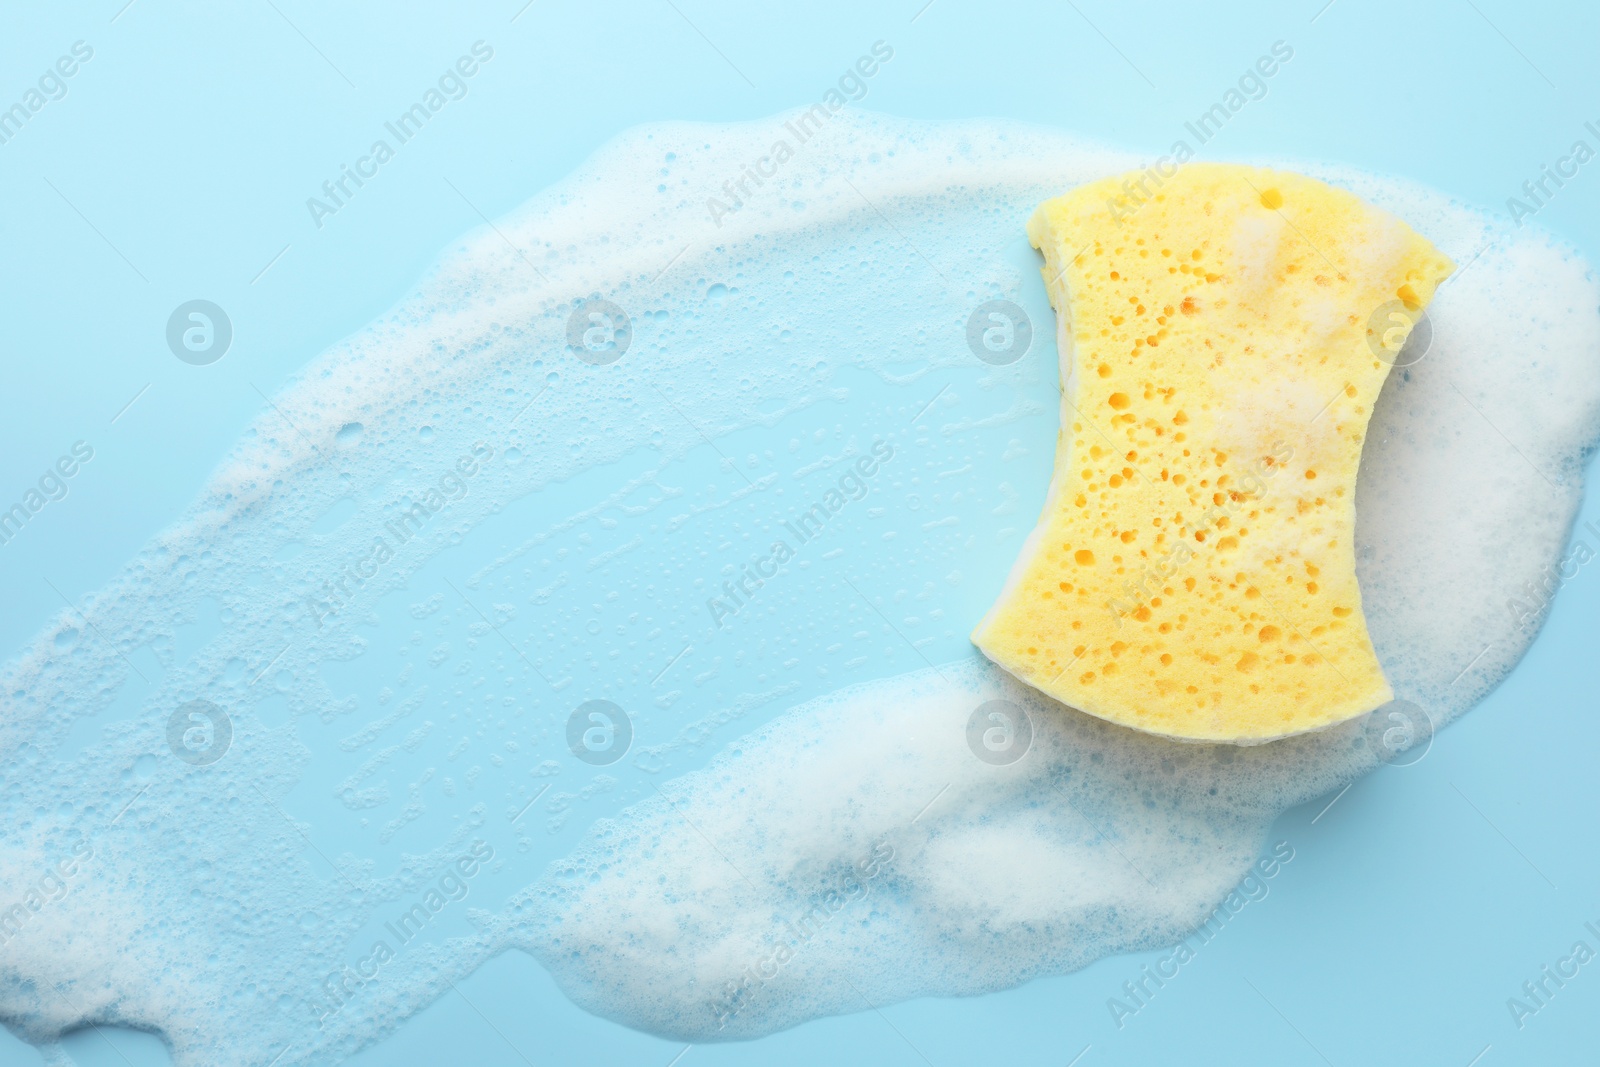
{"left": 972, "top": 164, "right": 1454, "bottom": 742}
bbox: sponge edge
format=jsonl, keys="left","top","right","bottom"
{"left": 972, "top": 164, "right": 1455, "bottom": 743}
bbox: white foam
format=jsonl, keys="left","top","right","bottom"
{"left": 0, "top": 110, "right": 1594, "bottom": 1060}
{"left": 497, "top": 146, "right": 1600, "bottom": 1038}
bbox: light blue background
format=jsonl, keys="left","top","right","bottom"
{"left": 2, "top": 1, "right": 1598, "bottom": 1064}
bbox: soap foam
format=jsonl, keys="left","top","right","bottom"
{"left": 502, "top": 155, "right": 1600, "bottom": 1037}
{"left": 0, "top": 110, "right": 1594, "bottom": 1061}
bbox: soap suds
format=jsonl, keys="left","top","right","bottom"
{"left": 0, "top": 111, "right": 1595, "bottom": 1060}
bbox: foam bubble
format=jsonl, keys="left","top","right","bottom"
{"left": 0, "top": 110, "right": 1594, "bottom": 1061}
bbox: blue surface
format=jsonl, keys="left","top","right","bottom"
{"left": 2, "top": 1, "right": 1598, "bottom": 1064}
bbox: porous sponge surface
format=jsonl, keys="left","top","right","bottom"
{"left": 973, "top": 164, "right": 1455, "bottom": 742}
